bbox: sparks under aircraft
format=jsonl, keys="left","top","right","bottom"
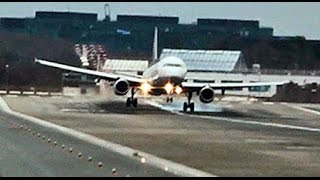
{"left": 35, "top": 27, "right": 288, "bottom": 112}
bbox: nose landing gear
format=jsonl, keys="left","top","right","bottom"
{"left": 166, "top": 96, "right": 173, "bottom": 103}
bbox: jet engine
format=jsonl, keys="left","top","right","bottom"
{"left": 199, "top": 86, "right": 214, "bottom": 103}
{"left": 113, "top": 79, "right": 130, "bottom": 96}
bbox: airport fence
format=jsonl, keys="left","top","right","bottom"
{"left": 250, "top": 69, "right": 320, "bottom": 76}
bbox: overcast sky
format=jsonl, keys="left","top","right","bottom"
{"left": 0, "top": 2, "right": 319, "bottom": 40}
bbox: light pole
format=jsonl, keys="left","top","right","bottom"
{"left": 258, "top": 71, "right": 261, "bottom": 98}
{"left": 5, "top": 64, "right": 9, "bottom": 94}
{"left": 61, "top": 73, "right": 65, "bottom": 96}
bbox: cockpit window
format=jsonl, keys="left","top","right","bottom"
{"left": 164, "top": 63, "right": 181, "bottom": 67}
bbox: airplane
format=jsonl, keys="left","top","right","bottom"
{"left": 34, "top": 27, "right": 288, "bottom": 112}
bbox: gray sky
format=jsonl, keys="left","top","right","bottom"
{"left": 1, "top": 2, "right": 320, "bottom": 40}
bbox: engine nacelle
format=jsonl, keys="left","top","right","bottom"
{"left": 199, "top": 86, "right": 214, "bottom": 103}
{"left": 113, "top": 79, "right": 130, "bottom": 96}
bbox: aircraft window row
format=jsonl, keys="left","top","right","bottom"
{"left": 164, "top": 63, "right": 182, "bottom": 67}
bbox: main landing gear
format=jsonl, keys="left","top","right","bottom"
{"left": 126, "top": 88, "right": 138, "bottom": 107}
{"left": 183, "top": 92, "right": 194, "bottom": 112}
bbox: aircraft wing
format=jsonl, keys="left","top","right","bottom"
{"left": 181, "top": 81, "right": 289, "bottom": 91}
{"left": 34, "top": 58, "right": 144, "bottom": 86}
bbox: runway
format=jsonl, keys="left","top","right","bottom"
{"left": 2, "top": 95, "right": 320, "bottom": 176}
{"left": 0, "top": 102, "right": 182, "bottom": 177}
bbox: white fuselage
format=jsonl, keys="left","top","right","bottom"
{"left": 142, "top": 56, "right": 187, "bottom": 87}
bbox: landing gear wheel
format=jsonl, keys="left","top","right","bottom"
{"left": 190, "top": 103, "right": 195, "bottom": 112}
{"left": 183, "top": 102, "right": 188, "bottom": 112}
{"left": 132, "top": 98, "right": 138, "bottom": 108}
{"left": 126, "top": 98, "right": 131, "bottom": 107}
{"left": 166, "top": 97, "right": 173, "bottom": 103}
{"left": 182, "top": 92, "right": 195, "bottom": 112}
{"left": 126, "top": 88, "right": 138, "bottom": 108}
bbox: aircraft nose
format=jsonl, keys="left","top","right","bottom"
{"left": 160, "top": 67, "right": 186, "bottom": 77}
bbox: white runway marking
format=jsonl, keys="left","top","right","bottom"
{"left": 5, "top": 95, "right": 18, "bottom": 98}
{"left": 286, "top": 146, "right": 320, "bottom": 150}
{"left": 145, "top": 100, "right": 320, "bottom": 133}
{"left": 23, "top": 91, "right": 35, "bottom": 95}
{"left": 262, "top": 102, "right": 274, "bottom": 105}
{"left": 281, "top": 103, "right": 320, "bottom": 116}
{"left": 0, "top": 97, "right": 215, "bottom": 177}
{"left": 8, "top": 91, "right": 20, "bottom": 94}
{"left": 61, "top": 108, "right": 90, "bottom": 113}
{"left": 245, "top": 138, "right": 291, "bottom": 144}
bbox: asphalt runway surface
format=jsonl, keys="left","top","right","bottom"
{"left": 0, "top": 104, "right": 178, "bottom": 177}
{"left": 2, "top": 94, "right": 320, "bottom": 176}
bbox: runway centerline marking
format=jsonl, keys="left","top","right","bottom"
{"left": 145, "top": 100, "right": 320, "bottom": 133}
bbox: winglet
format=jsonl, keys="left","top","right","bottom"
{"left": 34, "top": 58, "right": 40, "bottom": 64}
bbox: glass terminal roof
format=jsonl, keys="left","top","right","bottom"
{"left": 160, "top": 49, "right": 246, "bottom": 72}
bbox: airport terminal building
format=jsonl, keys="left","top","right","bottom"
{"left": 1, "top": 10, "right": 320, "bottom": 71}
{"left": 0, "top": 11, "right": 273, "bottom": 57}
